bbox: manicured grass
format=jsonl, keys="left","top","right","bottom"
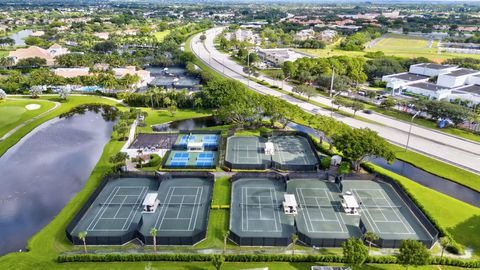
{"left": 365, "top": 163, "right": 480, "bottom": 257}
{"left": 154, "top": 30, "right": 170, "bottom": 42}
{"left": 389, "top": 144, "right": 480, "bottom": 192}
{"left": 136, "top": 109, "right": 211, "bottom": 133}
{"left": 212, "top": 177, "right": 231, "bottom": 205}
{"left": 0, "top": 98, "right": 56, "bottom": 137}
{"left": 195, "top": 209, "right": 229, "bottom": 249}
{"left": 260, "top": 69, "right": 283, "bottom": 78}
{"left": 299, "top": 33, "right": 480, "bottom": 62}
{"left": 0, "top": 95, "right": 123, "bottom": 157}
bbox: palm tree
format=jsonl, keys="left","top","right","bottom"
{"left": 136, "top": 149, "right": 144, "bottom": 168}
{"left": 150, "top": 227, "right": 157, "bottom": 253}
{"left": 291, "top": 233, "right": 298, "bottom": 255}
{"left": 363, "top": 231, "right": 379, "bottom": 254}
{"left": 223, "top": 231, "right": 229, "bottom": 255}
{"left": 439, "top": 236, "right": 453, "bottom": 258}
{"left": 78, "top": 231, "right": 88, "bottom": 253}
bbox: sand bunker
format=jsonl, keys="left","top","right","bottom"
{"left": 25, "top": 104, "right": 41, "bottom": 110}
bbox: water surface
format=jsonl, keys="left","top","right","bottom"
{"left": 0, "top": 111, "right": 114, "bottom": 255}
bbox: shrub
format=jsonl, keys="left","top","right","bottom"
{"left": 320, "top": 156, "right": 331, "bottom": 170}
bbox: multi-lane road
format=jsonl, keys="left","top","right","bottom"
{"left": 190, "top": 27, "right": 480, "bottom": 174}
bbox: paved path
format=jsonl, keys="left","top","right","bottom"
{"left": 191, "top": 28, "right": 480, "bottom": 174}
{"left": 0, "top": 98, "right": 60, "bottom": 142}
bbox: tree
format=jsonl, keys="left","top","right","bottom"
{"left": 0, "top": 89, "right": 6, "bottom": 101}
{"left": 16, "top": 57, "right": 47, "bottom": 70}
{"left": 29, "top": 85, "right": 44, "bottom": 98}
{"left": 109, "top": 152, "right": 129, "bottom": 165}
{"left": 211, "top": 254, "right": 225, "bottom": 270}
{"left": 363, "top": 231, "right": 379, "bottom": 254}
{"left": 150, "top": 227, "right": 157, "bottom": 253}
{"left": 333, "top": 128, "right": 395, "bottom": 171}
{"left": 439, "top": 236, "right": 453, "bottom": 258}
{"left": 136, "top": 149, "right": 145, "bottom": 168}
{"left": 350, "top": 100, "right": 365, "bottom": 117}
{"left": 113, "top": 121, "right": 129, "bottom": 140}
{"left": 58, "top": 85, "right": 71, "bottom": 100}
{"left": 223, "top": 231, "right": 229, "bottom": 255}
{"left": 200, "top": 34, "right": 207, "bottom": 42}
{"left": 291, "top": 233, "right": 299, "bottom": 255}
{"left": 397, "top": 240, "right": 431, "bottom": 270}
{"left": 78, "top": 231, "right": 88, "bottom": 254}
{"left": 93, "top": 41, "right": 117, "bottom": 53}
{"left": 168, "top": 101, "right": 177, "bottom": 116}
{"left": 342, "top": 237, "right": 369, "bottom": 269}
{"left": 380, "top": 97, "right": 396, "bottom": 110}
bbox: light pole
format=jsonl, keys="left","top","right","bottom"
{"left": 405, "top": 111, "right": 420, "bottom": 151}
{"left": 247, "top": 51, "right": 251, "bottom": 87}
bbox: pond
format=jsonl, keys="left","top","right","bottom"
{"left": 8, "top": 29, "right": 33, "bottom": 46}
{"left": 370, "top": 158, "right": 480, "bottom": 208}
{"left": 0, "top": 109, "right": 115, "bottom": 255}
{"left": 152, "top": 116, "right": 219, "bottom": 132}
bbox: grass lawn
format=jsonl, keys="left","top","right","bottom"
{"left": 153, "top": 30, "right": 170, "bottom": 42}
{"left": 388, "top": 144, "right": 480, "bottom": 192}
{"left": 298, "top": 33, "right": 480, "bottom": 62}
{"left": 136, "top": 109, "right": 211, "bottom": 133}
{"left": 0, "top": 98, "right": 57, "bottom": 137}
{"left": 0, "top": 95, "right": 123, "bottom": 157}
{"left": 212, "top": 177, "right": 231, "bottom": 205}
{"left": 260, "top": 69, "right": 284, "bottom": 78}
{"left": 365, "top": 163, "right": 480, "bottom": 257}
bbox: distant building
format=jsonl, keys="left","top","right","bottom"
{"left": 294, "top": 29, "right": 315, "bottom": 41}
{"left": 382, "top": 63, "right": 480, "bottom": 104}
{"left": 8, "top": 44, "right": 70, "bottom": 66}
{"left": 318, "top": 30, "right": 337, "bottom": 43}
{"left": 257, "top": 48, "right": 309, "bottom": 66}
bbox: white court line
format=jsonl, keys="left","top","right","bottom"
{"left": 297, "top": 188, "right": 314, "bottom": 232}
{"left": 87, "top": 186, "right": 121, "bottom": 231}
{"left": 187, "top": 187, "right": 200, "bottom": 230}
{"left": 353, "top": 189, "right": 381, "bottom": 233}
{"left": 113, "top": 196, "right": 128, "bottom": 218}
{"left": 155, "top": 186, "right": 175, "bottom": 229}
{"left": 120, "top": 187, "right": 148, "bottom": 230}
{"left": 190, "top": 187, "right": 204, "bottom": 231}
{"left": 269, "top": 188, "right": 279, "bottom": 231}
{"left": 176, "top": 195, "right": 185, "bottom": 219}
{"left": 379, "top": 190, "right": 415, "bottom": 234}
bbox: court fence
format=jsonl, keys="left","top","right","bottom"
{"left": 344, "top": 173, "right": 439, "bottom": 248}
{"left": 66, "top": 172, "right": 160, "bottom": 245}
{"left": 173, "top": 130, "right": 221, "bottom": 151}
{"left": 229, "top": 172, "right": 291, "bottom": 246}
{"left": 66, "top": 172, "right": 214, "bottom": 246}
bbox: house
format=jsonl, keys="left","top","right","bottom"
{"left": 318, "top": 30, "right": 337, "bottom": 43}
{"left": 54, "top": 67, "right": 90, "bottom": 78}
{"left": 257, "top": 48, "right": 309, "bottom": 66}
{"left": 8, "top": 44, "right": 70, "bottom": 66}
{"left": 93, "top": 32, "right": 109, "bottom": 40}
{"left": 294, "top": 29, "right": 315, "bottom": 41}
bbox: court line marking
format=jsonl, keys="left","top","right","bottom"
{"left": 87, "top": 186, "right": 121, "bottom": 231}
{"left": 353, "top": 189, "right": 382, "bottom": 233}
{"left": 241, "top": 186, "right": 281, "bottom": 232}
{"left": 379, "top": 189, "right": 415, "bottom": 234}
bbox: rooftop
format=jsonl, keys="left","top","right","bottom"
{"left": 444, "top": 68, "right": 480, "bottom": 77}
{"left": 408, "top": 82, "right": 450, "bottom": 92}
{"left": 389, "top": 73, "right": 429, "bottom": 82}
{"left": 453, "top": 84, "right": 480, "bottom": 95}
{"left": 413, "top": 63, "right": 455, "bottom": 70}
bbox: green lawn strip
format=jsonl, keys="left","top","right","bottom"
{"left": 195, "top": 209, "right": 229, "bottom": 249}
{"left": 136, "top": 108, "right": 211, "bottom": 133}
{"left": 364, "top": 163, "right": 480, "bottom": 256}
{"left": 389, "top": 144, "right": 480, "bottom": 192}
{"left": 212, "top": 177, "right": 231, "bottom": 205}
{"left": 0, "top": 96, "right": 123, "bottom": 157}
{"left": 0, "top": 98, "right": 57, "bottom": 137}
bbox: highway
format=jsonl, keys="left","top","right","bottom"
{"left": 190, "top": 27, "right": 480, "bottom": 174}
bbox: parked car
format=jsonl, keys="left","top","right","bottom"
{"left": 363, "top": 109, "right": 373, "bottom": 114}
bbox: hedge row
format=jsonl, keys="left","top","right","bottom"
{"left": 362, "top": 163, "right": 464, "bottom": 255}
{"left": 57, "top": 253, "right": 479, "bottom": 267}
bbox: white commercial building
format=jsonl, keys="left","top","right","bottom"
{"left": 257, "top": 48, "right": 310, "bottom": 66}
{"left": 437, "top": 68, "right": 480, "bottom": 88}
{"left": 409, "top": 63, "right": 458, "bottom": 77}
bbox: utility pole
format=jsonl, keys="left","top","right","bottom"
{"left": 405, "top": 111, "right": 420, "bottom": 151}
{"left": 247, "top": 51, "right": 251, "bottom": 87}
{"left": 329, "top": 66, "right": 335, "bottom": 98}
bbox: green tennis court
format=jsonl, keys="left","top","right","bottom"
{"left": 225, "top": 134, "right": 319, "bottom": 171}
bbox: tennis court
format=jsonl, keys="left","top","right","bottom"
{"left": 342, "top": 180, "right": 435, "bottom": 246}
{"left": 163, "top": 150, "right": 217, "bottom": 169}
{"left": 225, "top": 134, "right": 319, "bottom": 171}
{"left": 68, "top": 174, "right": 213, "bottom": 246}
{"left": 229, "top": 177, "right": 295, "bottom": 246}
{"left": 287, "top": 179, "right": 360, "bottom": 247}
{"left": 175, "top": 133, "right": 219, "bottom": 149}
